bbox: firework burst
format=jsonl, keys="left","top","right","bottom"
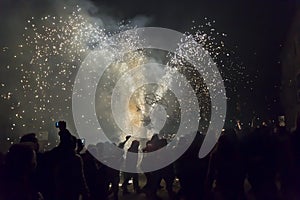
{"left": 0, "top": 5, "right": 250, "bottom": 148}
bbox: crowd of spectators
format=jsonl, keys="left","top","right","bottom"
{"left": 0, "top": 119, "right": 300, "bottom": 200}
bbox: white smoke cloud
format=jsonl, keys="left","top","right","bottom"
{"left": 0, "top": 0, "right": 153, "bottom": 151}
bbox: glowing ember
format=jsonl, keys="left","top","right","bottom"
{"left": 0, "top": 5, "right": 249, "bottom": 146}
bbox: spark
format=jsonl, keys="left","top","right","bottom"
{"left": 0, "top": 6, "right": 250, "bottom": 146}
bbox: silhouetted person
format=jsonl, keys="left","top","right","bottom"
{"left": 20, "top": 133, "right": 40, "bottom": 152}
{"left": 156, "top": 138, "right": 176, "bottom": 199}
{"left": 19, "top": 133, "right": 46, "bottom": 195}
{"left": 81, "top": 145, "right": 103, "bottom": 200}
{"left": 57, "top": 121, "right": 72, "bottom": 142}
{"left": 122, "top": 140, "right": 140, "bottom": 195}
{"left": 92, "top": 142, "right": 108, "bottom": 198}
{"left": 103, "top": 136, "right": 131, "bottom": 200}
{"left": 141, "top": 134, "right": 161, "bottom": 199}
{"left": 176, "top": 131, "right": 208, "bottom": 200}
{"left": 53, "top": 134, "right": 89, "bottom": 200}
{"left": 244, "top": 127, "right": 279, "bottom": 200}
{"left": 0, "top": 143, "right": 43, "bottom": 200}
{"left": 206, "top": 129, "right": 246, "bottom": 200}
{"left": 42, "top": 122, "right": 89, "bottom": 200}
{"left": 273, "top": 123, "right": 294, "bottom": 199}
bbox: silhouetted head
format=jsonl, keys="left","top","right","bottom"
{"left": 159, "top": 138, "right": 168, "bottom": 148}
{"left": 5, "top": 144, "right": 36, "bottom": 177}
{"left": 20, "top": 133, "right": 39, "bottom": 152}
{"left": 58, "top": 121, "right": 67, "bottom": 131}
{"left": 131, "top": 140, "right": 140, "bottom": 148}
{"left": 218, "top": 128, "right": 238, "bottom": 152}
{"left": 58, "top": 130, "right": 77, "bottom": 151}
{"left": 128, "top": 140, "right": 140, "bottom": 153}
{"left": 151, "top": 134, "right": 159, "bottom": 142}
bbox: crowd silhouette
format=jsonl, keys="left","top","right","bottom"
{"left": 0, "top": 118, "right": 300, "bottom": 200}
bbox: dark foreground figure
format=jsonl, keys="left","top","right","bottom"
{"left": 0, "top": 120, "right": 300, "bottom": 200}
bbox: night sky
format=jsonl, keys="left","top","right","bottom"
{"left": 0, "top": 0, "right": 297, "bottom": 148}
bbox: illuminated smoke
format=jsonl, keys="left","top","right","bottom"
{"left": 0, "top": 1, "right": 250, "bottom": 150}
